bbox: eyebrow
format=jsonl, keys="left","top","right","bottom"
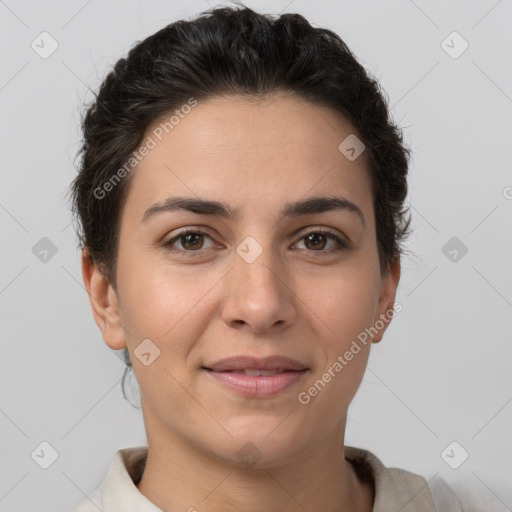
{"left": 141, "top": 195, "right": 365, "bottom": 227}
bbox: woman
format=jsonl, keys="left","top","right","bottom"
{"left": 70, "top": 4, "right": 469, "bottom": 511}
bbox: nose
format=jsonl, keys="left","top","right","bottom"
{"left": 221, "top": 242, "right": 297, "bottom": 334}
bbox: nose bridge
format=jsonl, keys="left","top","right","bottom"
{"left": 234, "top": 234, "right": 284, "bottom": 299}
{"left": 222, "top": 233, "right": 296, "bottom": 331}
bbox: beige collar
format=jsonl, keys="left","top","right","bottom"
{"left": 345, "top": 446, "right": 436, "bottom": 512}
{"left": 74, "top": 445, "right": 437, "bottom": 511}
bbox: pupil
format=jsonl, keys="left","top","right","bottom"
{"left": 183, "top": 233, "right": 202, "bottom": 250}
{"left": 307, "top": 233, "right": 325, "bottom": 250}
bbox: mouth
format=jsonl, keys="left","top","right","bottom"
{"left": 203, "top": 355, "right": 307, "bottom": 372}
{"left": 201, "top": 365, "right": 308, "bottom": 397}
{"left": 204, "top": 368, "right": 303, "bottom": 375}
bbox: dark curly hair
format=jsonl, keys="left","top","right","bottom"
{"left": 69, "top": 4, "right": 411, "bottom": 405}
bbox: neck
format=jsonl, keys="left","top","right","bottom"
{"left": 136, "top": 415, "right": 374, "bottom": 512}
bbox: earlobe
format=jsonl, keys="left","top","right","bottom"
{"left": 81, "top": 250, "right": 127, "bottom": 350}
{"left": 372, "top": 256, "right": 401, "bottom": 343}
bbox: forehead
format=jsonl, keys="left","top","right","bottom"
{"left": 122, "top": 93, "right": 373, "bottom": 224}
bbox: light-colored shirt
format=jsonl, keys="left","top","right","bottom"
{"left": 70, "top": 445, "right": 469, "bottom": 511}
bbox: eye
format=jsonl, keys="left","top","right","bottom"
{"left": 293, "top": 229, "right": 348, "bottom": 252}
{"left": 163, "top": 228, "right": 348, "bottom": 255}
{"left": 163, "top": 230, "right": 215, "bottom": 252}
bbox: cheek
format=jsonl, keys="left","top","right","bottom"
{"left": 303, "top": 265, "right": 381, "bottom": 339}
{"left": 116, "top": 253, "right": 218, "bottom": 355}
{"left": 298, "top": 273, "right": 377, "bottom": 413}
{"left": 117, "top": 263, "right": 214, "bottom": 407}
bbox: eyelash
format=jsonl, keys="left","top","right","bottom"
{"left": 163, "top": 228, "right": 348, "bottom": 256}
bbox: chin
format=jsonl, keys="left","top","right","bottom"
{"left": 213, "top": 419, "right": 313, "bottom": 470}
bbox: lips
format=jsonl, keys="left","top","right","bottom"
{"left": 203, "top": 355, "right": 307, "bottom": 372}
{"left": 224, "top": 369, "right": 289, "bottom": 376}
{"left": 202, "top": 356, "right": 308, "bottom": 397}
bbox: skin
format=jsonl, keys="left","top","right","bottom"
{"left": 82, "top": 93, "right": 400, "bottom": 512}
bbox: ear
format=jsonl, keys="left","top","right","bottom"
{"left": 372, "top": 255, "right": 401, "bottom": 343}
{"left": 81, "top": 249, "right": 126, "bottom": 350}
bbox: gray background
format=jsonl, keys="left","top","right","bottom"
{"left": 1, "top": 0, "right": 511, "bottom": 511}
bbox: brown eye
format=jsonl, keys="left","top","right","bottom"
{"left": 295, "top": 230, "right": 347, "bottom": 252}
{"left": 164, "top": 230, "right": 214, "bottom": 252}
{"left": 304, "top": 232, "right": 328, "bottom": 250}
{"left": 180, "top": 232, "right": 204, "bottom": 250}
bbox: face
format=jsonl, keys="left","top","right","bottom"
{"left": 84, "top": 93, "right": 400, "bottom": 468}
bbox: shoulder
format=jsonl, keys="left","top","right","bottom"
{"left": 69, "top": 446, "right": 160, "bottom": 512}
{"left": 345, "top": 445, "right": 438, "bottom": 511}
{"left": 344, "top": 446, "right": 492, "bottom": 512}
{"left": 429, "top": 477, "right": 507, "bottom": 512}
